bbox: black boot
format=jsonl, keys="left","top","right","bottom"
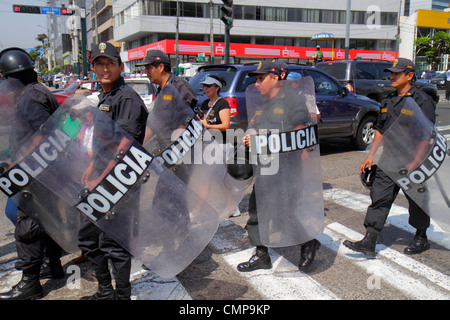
{"left": 115, "top": 284, "right": 132, "bottom": 300}
{"left": 40, "top": 257, "right": 65, "bottom": 279}
{"left": 404, "top": 229, "right": 430, "bottom": 255}
{"left": 81, "top": 270, "right": 115, "bottom": 300}
{"left": 0, "top": 271, "right": 43, "bottom": 300}
{"left": 299, "top": 239, "right": 320, "bottom": 270}
{"left": 237, "top": 246, "right": 272, "bottom": 272}
{"left": 343, "top": 230, "right": 378, "bottom": 257}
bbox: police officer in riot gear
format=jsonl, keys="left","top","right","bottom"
{"left": 0, "top": 47, "right": 64, "bottom": 300}
{"left": 78, "top": 42, "right": 148, "bottom": 300}
{"left": 344, "top": 58, "right": 436, "bottom": 257}
{"left": 237, "top": 61, "right": 322, "bottom": 272}
{"left": 136, "top": 49, "right": 197, "bottom": 109}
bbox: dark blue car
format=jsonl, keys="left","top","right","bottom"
{"left": 189, "top": 63, "right": 380, "bottom": 150}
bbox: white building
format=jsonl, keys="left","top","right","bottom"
{"left": 111, "top": 0, "right": 402, "bottom": 71}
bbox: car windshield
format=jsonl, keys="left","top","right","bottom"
{"left": 127, "top": 83, "right": 152, "bottom": 95}
{"left": 189, "top": 67, "right": 237, "bottom": 93}
{"left": 315, "top": 63, "right": 348, "bottom": 80}
{"left": 63, "top": 81, "right": 80, "bottom": 92}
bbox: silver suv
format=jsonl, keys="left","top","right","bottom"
{"left": 189, "top": 63, "right": 381, "bottom": 149}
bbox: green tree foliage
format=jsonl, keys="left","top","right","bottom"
{"left": 415, "top": 31, "right": 450, "bottom": 69}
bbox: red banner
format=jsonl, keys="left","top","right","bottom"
{"left": 128, "top": 39, "right": 396, "bottom": 62}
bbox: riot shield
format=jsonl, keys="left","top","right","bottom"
{"left": 246, "top": 76, "right": 325, "bottom": 247}
{"left": 0, "top": 78, "right": 80, "bottom": 253}
{"left": 27, "top": 94, "right": 219, "bottom": 278}
{"left": 372, "top": 97, "right": 450, "bottom": 232}
{"left": 144, "top": 83, "right": 253, "bottom": 222}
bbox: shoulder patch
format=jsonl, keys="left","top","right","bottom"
{"left": 99, "top": 104, "right": 110, "bottom": 111}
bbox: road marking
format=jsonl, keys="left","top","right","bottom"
{"left": 216, "top": 245, "right": 340, "bottom": 300}
{"left": 325, "top": 222, "right": 450, "bottom": 294}
{"left": 319, "top": 226, "right": 449, "bottom": 300}
{"left": 130, "top": 268, "right": 192, "bottom": 300}
{"left": 436, "top": 125, "right": 450, "bottom": 131}
{"left": 323, "top": 188, "right": 450, "bottom": 249}
{"left": 1, "top": 187, "right": 448, "bottom": 300}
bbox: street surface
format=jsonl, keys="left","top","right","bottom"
{"left": 0, "top": 89, "right": 449, "bottom": 307}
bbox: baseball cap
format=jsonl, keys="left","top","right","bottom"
{"left": 91, "top": 42, "right": 120, "bottom": 63}
{"left": 274, "top": 59, "right": 288, "bottom": 73}
{"left": 200, "top": 76, "right": 223, "bottom": 88}
{"left": 136, "top": 49, "right": 170, "bottom": 66}
{"left": 384, "top": 58, "right": 415, "bottom": 73}
{"left": 249, "top": 60, "right": 282, "bottom": 77}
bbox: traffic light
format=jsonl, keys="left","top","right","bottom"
{"left": 61, "top": 6, "right": 74, "bottom": 15}
{"left": 220, "top": 0, "right": 233, "bottom": 28}
{"left": 12, "top": 4, "right": 41, "bottom": 14}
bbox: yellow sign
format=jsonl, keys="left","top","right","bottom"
{"left": 416, "top": 9, "right": 450, "bottom": 29}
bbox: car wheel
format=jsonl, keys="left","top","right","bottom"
{"left": 351, "top": 115, "right": 376, "bottom": 150}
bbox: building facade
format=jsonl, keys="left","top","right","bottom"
{"left": 111, "top": 0, "right": 401, "bottom": 71}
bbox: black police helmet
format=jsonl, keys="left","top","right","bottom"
{"left": 360, "top": 165, "right": 377, "bottom": 188}
{"left": 0, "top": 47, "right": 34, "bottom": 77}
{"left": 227, "top": 163, "right": 253, "bottom": 181}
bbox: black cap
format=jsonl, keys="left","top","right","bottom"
{"left": 249, "top": 60, "right": 282, "bottom": 77}
{"left": 274, "top": 59, "right": 288, "bottom": 72}
{"left": 385, "top": 58, "right": 415, "bottom": 73}
{"left": 91, "top": 42, "right": 120, "bottom": 63}
{"left": 135, "top": 49, "right": 170, "bottom": 66}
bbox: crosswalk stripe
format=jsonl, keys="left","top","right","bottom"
{"left": 130, "top": 268, "right": 192, "bottom": 300}
{"left": 320, "top": 225, "right": 450, "bottom": 300}
{"left": 1, "top": 187, "right": 448, "bottom": 300}
{"left": 323, "top": 188, "right": 450, "bottom": 249}
{"left": 436, "top": 125, "right": 450, "bottom": 131}
{"left": 214, "top": 242, "right": 340, "bottom": 300}
{"left": 326, "top": 222, "right": 450, "bottom": 293}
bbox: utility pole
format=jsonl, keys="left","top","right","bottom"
{"left": 210, "top": 0, "right": 214, "bottom": 63}
{"left": 175, "top": 0, "right": 180, "bottom": 75}
{"left": 220, "top": 0, "right": 233, "bottom": 64}
{"left": 345, "top": 0, "right": 351, "bottom": 60}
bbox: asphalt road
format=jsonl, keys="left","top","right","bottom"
{"left": 0, "top": 89, "right": 448, "bottom": 311}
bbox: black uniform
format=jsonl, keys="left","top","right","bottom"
{"left": 157, "top": 73, "right": 197, "bottom": 109}
{"left": 78, "top": 76, "right": 148, "bottom": 296}
{"left": 11, "top": 80, "right": 63, "bottom": 277}
{"left": 246, "top": 82, "right": 311, "bottom": 247}
{"left": 364, "top": 86, "right": 436, "bottom": 234}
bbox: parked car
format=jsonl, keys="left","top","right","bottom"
{"left": 315, "top": 60, "right": 440, "bottom": 104}
{"left": 60, "top": 75, "right": 82, "bottom": 89}
{"left": 429, "top": 72, "right": 446, "bottom": 89}
{"left": 52, "top": 73, "right": 64, "bottom": 88}
{"left": 124, "top": 77, "right": 157, "bottom": 110}
{"left": 189, "top": 63, "right": 381, "bottom": 149}
{"left": 53, "top": 80, "right": 101, "bottom": 105}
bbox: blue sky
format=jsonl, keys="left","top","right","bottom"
{"left": 0, "top": 0, "right": 49, "bottom": 51}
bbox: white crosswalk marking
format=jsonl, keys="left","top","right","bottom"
{"left": 323, "top": 188, "right": 450, "bottom": 249}
{"left": 0, "top": 187, "right": 448, "bottom": 300}
{"left": 324, "top": 223, "right": 450, "bottom": 298}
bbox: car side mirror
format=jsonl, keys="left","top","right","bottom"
{"left": 341, "top": 86, "right": 348, "bottom": 96}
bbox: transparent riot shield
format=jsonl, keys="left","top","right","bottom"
{"left": 27, "top": 94, "right": 219, "bottom": 278}
{"left": 372, "top": 97, "right": 450, "bottom": 232}
{"left": 246, "top": 76, "right": 325, "bottom": 247}
{"left": 0, "top": 78, "right": 80, "bottom": 253}
{"left": 144, "top": 83, "right": 253, "bottom": 222}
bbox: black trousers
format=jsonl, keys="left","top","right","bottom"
{"left": 78, "top": 217, "right": 131, "bottom": 287}
{"left": 364, "top": 168, "right": 430, "bottom": 234}
{"left": 15, "top": 209, "right": 62, "bottom": 274}
{"left": 246, "top": 185, "right": 263, "bottom": 247}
